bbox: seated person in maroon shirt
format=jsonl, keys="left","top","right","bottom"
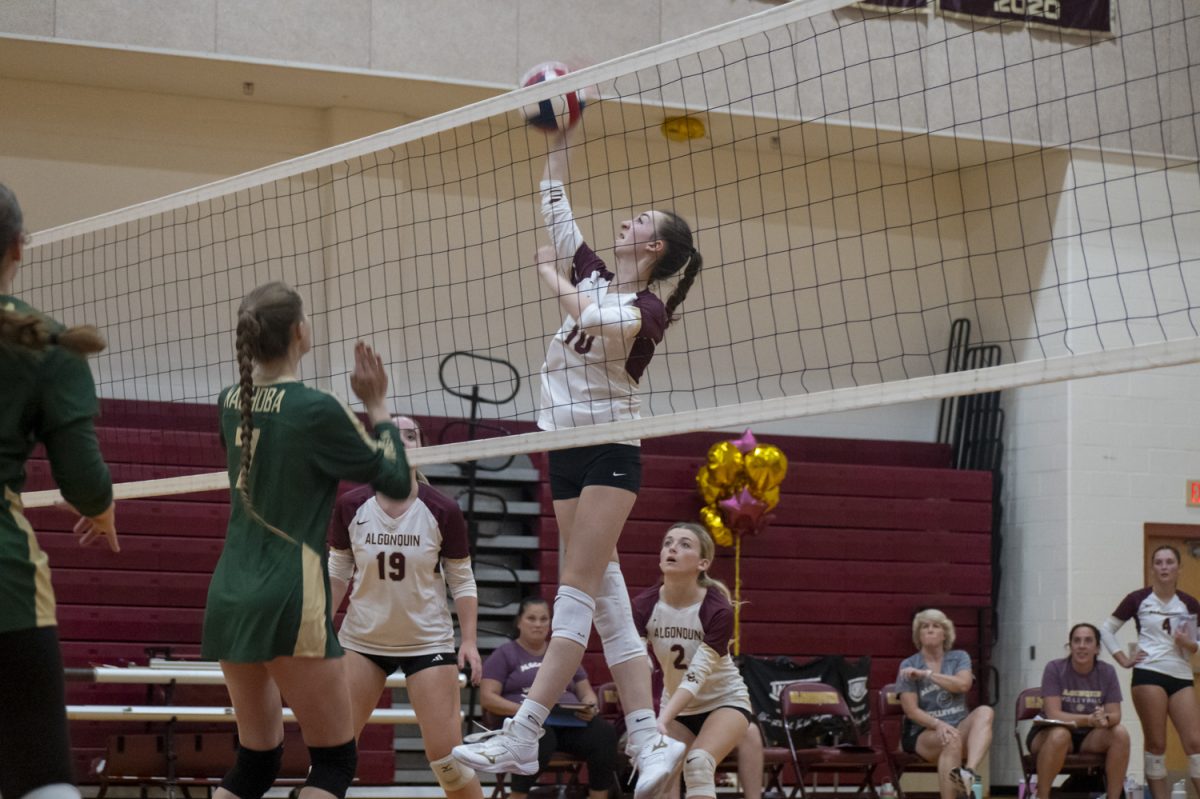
{"left": 481, "top": 597, "right": 620, "bottom": 799}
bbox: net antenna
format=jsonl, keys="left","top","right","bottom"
{"left": 20, "top": 0, "right": 1200, "bottom": 507}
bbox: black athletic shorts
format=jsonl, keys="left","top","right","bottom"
{"left": 1132, "top": 667, "right": 1194, "bottom": 697}
{"left": 1026, "top": 725, "right": 1092, "bottom": 753}
{"left": 676, "top": 706, "right": 755, "bottom": 738}
{"left": 0, "top": 626, "right": 75, "bottom": 799}
{"left": 350, "top": 649, "right": 458, "bottom": 678}
{"left": 548, "top": 443, "right": 641, "bottom": 500}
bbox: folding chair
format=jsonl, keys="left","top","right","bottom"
{"left": 876, "top": 684, "right": 938, "bottom": 799}
{"left": 1014, "top": 687, "right": 1105, "bottom": 797}
{"left": 781, "top": 682, "right": 881, "bottom": 799}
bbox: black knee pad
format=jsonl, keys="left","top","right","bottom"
{"left": 306, "top": 739, "right": 357, "bottom": 798}
{"left": 220, "top": 743, "right": 284, "bottom": 799}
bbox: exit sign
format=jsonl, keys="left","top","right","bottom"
{"left": 1191, "top": 480, "right": 1200, "bottom": 507}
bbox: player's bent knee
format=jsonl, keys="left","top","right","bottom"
{"left": 551, "top": 586, "right": 595, "bottom": 647}
{"left": 683, "top": 749, "right": 717, "bottom": 799}
{"left": 306, "top": 740, "right": 357, "bottom": 798}
{"left": 219, "top": 743, "right": 284, "bottom": 799}
{"left": 594, "top": 610, "right": 644, "bottom": 666}
{"left": 432, "top": 753, "right": 477, "bottom": 792}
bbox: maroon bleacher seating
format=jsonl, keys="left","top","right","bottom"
{"left": 25, "top": 399, "right": 992, "bottom": 782}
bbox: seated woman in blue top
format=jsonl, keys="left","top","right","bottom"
{"left": 896, "top": 609, "right": 994, "bottom": 799}
{"left": 1029, "top": 623, "right": 1129, "bottom": 799}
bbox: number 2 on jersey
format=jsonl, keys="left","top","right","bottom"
{"left": 376, "top": 551, "right": 406, "bottom": 581}
{"left": 671, "top": 644, "right": 688, "bottom": 670}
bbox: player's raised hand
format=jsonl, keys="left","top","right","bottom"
{"left": 350, "top": 341, "right": 392, "bottom": 426}
{"left": 350, "top": 341, "right": 387, "bottom": 402}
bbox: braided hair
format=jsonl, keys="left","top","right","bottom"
{"left": 1, "top": 183, "right": 106, "bottom": 356}
{"left": 649, "top": 211, "right": 703, "bottom": 325}
{"left": 234, "top": 281, "right": 303, "bottom": 541}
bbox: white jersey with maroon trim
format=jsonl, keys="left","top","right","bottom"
{"left": 1102, "top": 586, "right": 1200, "bottom": 681}
{"left": 328, "top": 483, "right": 471, "bottom": 657}
{"left": 536, "top": 180, "right": 668, "bottom": 435}
{"left": 632, "top": 584, "right": 752, "bottom": 715}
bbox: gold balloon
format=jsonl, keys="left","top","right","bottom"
{"left": 757, "top": 485, "right": 781, "bottom": 511}
{"left": 744, "top": 444, "right": 788, "bottom": 492}
{"left": 706, "top": 441, "right": 744, "bottom": 488}
{"left": 696, "top": 467, "right": 724, "bottom": 505}
{"left": 699, "top": 505, "right": 733, "bottom": 548}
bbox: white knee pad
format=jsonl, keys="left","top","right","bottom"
{"left": 1146, "top": 752, "right": 1168, "bottom": 780}
{"left": 20, "top": 785, "right": 81, "bottom": 799}
{"left": 551, "top": 585, "right": 595, "bottom": 646}
{"left": 431, "top": 753, "right": 476, "bottom": 792}
{"left": 1188, "top": 754, "right": 1200, "bottom": 779}
{"left": 683, "top": 749, "right": 718, "bottom": 799}
{"left": 593, "top": 563, "right": 646, "bottom": 666}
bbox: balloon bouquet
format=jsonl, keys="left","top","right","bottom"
{"left": 695, "top": 429, "right": 787, "bottom": 655}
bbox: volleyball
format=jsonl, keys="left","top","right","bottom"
{"left": 520, "top": 61, "right": 586, "bottom": 132}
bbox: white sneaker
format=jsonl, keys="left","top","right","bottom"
{"left": 631, "top": 734, "right": 686, "bottom": 799}
{"left": 451, "top": 718, "right": 541, "bottom": 775}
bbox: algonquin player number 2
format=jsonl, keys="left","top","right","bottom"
{"left": 376, "top": 551, "right": 406, "bottom": 581}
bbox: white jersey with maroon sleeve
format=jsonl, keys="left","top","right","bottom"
{"left": 328, "top": 483, "right": 472, "bottom": 657}
{"left": 632, "top": 584, "right": 752, "bottom": 715}
{"left": 1103, "top": 587, "right": 1200, "bottom": 681}
{"left": 536, "top": 180, "right": 668, "bottom": 434}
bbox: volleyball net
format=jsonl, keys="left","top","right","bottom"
{"left": 20, "top": 0, "right": 1200, "bottom": 505}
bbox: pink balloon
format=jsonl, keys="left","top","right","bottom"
{"left": 718, "top": 486, "right": 769, "bottom": 537}
{"left": 731, "top": 428, "right": 758, "bottom": 454}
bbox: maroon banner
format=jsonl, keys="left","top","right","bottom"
{"left": 938, "top": 0, "right": 1110, "bottom": 33}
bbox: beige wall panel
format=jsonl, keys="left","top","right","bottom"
{"left": 215, "top": 0, "right": 371, "bottom": 69}
{"left": 1, "top": 77, "right": 337, "bottom": 228}
{"left": 660, "top": 0, "right": 767, "bottom": 42}
{"left": 55, "top": 0, "right": 216, "bottom": 52}
{"left": 0, "top": 156, "right": 224, "bottom": 248}
{"left": 370, "top": 0, "right": 519, "bottom": 83}
{"left": 0, "top": 0, "right": 54, "bottom": 36}
{"left": 516, "top": 0, "right": 660, "bottom": 75}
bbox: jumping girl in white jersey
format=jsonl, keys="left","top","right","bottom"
{"left": 631, "top": 523, "right": 752, "bottom": 799}
{"left": 453, "top": 124, "right": 703, "bottom": 799}
{"left": 1101, "top": 545, "right": 1200, "bottom": 799}
{"left": 327, "top": 415, "right": 483, "bottom": 799}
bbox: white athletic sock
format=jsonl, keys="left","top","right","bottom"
{"left": 625, "top": 708, "right": 659, "bottom": 751}
{"left": 511, "top": 698, "right": 550, "bottom": 742}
